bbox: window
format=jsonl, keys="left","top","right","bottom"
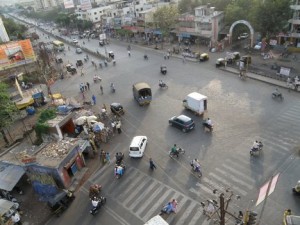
{"left": 95, "top": 17, "right": 98, "bottom": 20}
{"left": 94, "top": 12, "right": 97, "bottom": 15}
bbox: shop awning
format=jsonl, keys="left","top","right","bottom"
{"left": 0, "top": 162, "right": 25, "bottom": 191}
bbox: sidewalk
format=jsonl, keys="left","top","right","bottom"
{"left": 219, "top": 66, "right": 288, "bottom": 88}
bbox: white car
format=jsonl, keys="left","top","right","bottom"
{"left": 238, "top": 33, "right": 249, "bottom": 40}
{"left": 129, "top": 136, "right": 148, "bottom": 158}
{"left": 72, "top": 39, "right": 78, "bottom": 44}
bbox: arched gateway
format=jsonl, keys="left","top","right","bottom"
{"left": 228, "top": 20, "right": 254, "bottom": 47}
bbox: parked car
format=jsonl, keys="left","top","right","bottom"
{"left": 129, "top": 136, "right": 148, "bottom": 158}
{"left": 238, "top": 33, "right": 249, "bottom": 39}
{"left": 76, "top": 48, "right": 82, "bottom": 54}
{"left": 169, "top": 115, "right": 195, "bottom": 133}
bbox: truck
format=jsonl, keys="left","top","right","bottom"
{"left": 99, "top": 33, "right": 107, "bottom": 46}
{"left": 182, "top": 92, "right": 207, "bottom": 115}
{"left": 144, "top": 215, "right": 169, "bottom": 225}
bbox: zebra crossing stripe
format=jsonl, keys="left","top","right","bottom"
{"left": 175, "top": 200, "right": 198, "bottom": 225}
{"left": 221, "top": 163, "right": 256, "bottom": 184}
{"left": 136, "top": 186, "right": 167, "bottom": 216}
{"left": 123, "top": 176, "right": 153, "bottom": 207}
{"left": 185, "top": 207, "right": 205, "bottom": 225}
{"left": 142, "top": 189, "right": 176, "bottom": 221}
{"left": 208, "top": 172, "right": 248, "bottom": 196}
{"left": 215, "top": 168, "right": 253, "bottom": 190}
{"left": 129, "top": 182, "right": 160, "bottom": 211}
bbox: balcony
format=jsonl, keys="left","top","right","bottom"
{"left": 289, "top": 18, "right": 300, "bottom": 25}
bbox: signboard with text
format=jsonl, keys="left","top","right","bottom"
{"left": 0, "top": 39, "right": 36, "bottom": 71}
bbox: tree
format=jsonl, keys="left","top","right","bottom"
{"left": 254, "top": 0, "right": 291, "bottom": 37}
{"left": 153, "top": 5, "right": 179, "bottom": 39}
{"left": 0, "top": 82, "right": 18, "bottom": 145}
{"left": 1, "top": 15, "right": 27, "bottom": 38}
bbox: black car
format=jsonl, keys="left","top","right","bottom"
{"left": 66, "top": 64, "right": 77, "bottom": 74}
{"left": 76, "top": 59, "right": 83, "bottom": 67}
{"left": 169, "top": 115, "right": 195, "bottom": 132}
{"left": 110, "top": 103, "right": 124, "bottom": 115}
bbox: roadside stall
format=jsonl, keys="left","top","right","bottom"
{"left": 0, "top": 199, "right": 20, "bottom": 225}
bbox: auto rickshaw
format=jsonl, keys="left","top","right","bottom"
{"left": 66, "top": 64, "right": 77, "bottom": 74}
{"left": 108, "top": 51, "right": 114, "bottom": 59}
{"left": 161, "top": 65, "right": 167, "bottom": 75}
{"left": 47, "top": 189, "right": 75, "bottom": 217}
{"left": 215, "top": 58, "right": 227, "bottom": 68}
{"left": 76, "top": 59, "right": 83, "bottom": 67}
{"left": 283, "top": 209, "right": 300, "bottom": 225}
{"left": 133, "top": 82, "right": 152, "bottom": 106}
{"left": 200, "top": 53, "right": 209, "bottom": 62}
{"left": 110, "top": 103, "right": 124, "bottom": 116}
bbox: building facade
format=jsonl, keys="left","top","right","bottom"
{"left": 34, "top": 0, "right": 63, "bottom": 11}
{"left": 289, "top": 0, "right": 300, "bottom": 47}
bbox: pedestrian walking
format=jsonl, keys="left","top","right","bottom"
{"left": 128, "top": 50, "right": 131, "bottom": 57}
{"left": 100, "top": 85, "right": 103, "bottom": 95}
{"left": 116, "top": 121, "right": 122, "bottom": 134}
{"left": 149, "top": 158, "right": 156, "bottom": 170}
{"left": 86, "top": 82, "right": 90, "bottom": 90}
{"left": 105, "top": 152, "right": 111, "bottom": 164}
{"left": 82, "top": 92, "right": 85, "bottom": 101}
{"left": 100, "top": 149, "right": 106, "bottom": 164}
{"left": 84, "top": 83, "right": 87, "bottom": 91}
{"left": 92, "top": 94, "right": 96, "bottom": 105}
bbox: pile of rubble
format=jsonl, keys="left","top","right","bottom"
{"left": 41, "top": 138, "right": 78, "bottom": 158}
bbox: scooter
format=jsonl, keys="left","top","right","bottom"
{"left": 202, "top": 119, "right": 213, "bottom": 132}
{"left": 159, "top": 82, "right": 168, "bottom": 88}
{"left": 90, "top": 196, "right": 106, "bottom": 215}
{"left": 169, "top": 147, "right": 185, "bottom": 158}
{"left": 190, "top": 160, "right": 202, "bottom": 177}
{"left": 250, "top": 141, "right": 263, "bottom": 156}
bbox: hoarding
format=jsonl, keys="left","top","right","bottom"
{"left": 80, "top": 0, "right": 92, "bottom": 10}
{"left": 64, "top": 0, "right": 74, "bottom": 9}
{"left": 0, "top": 39, "right": 36, "bottom": 71}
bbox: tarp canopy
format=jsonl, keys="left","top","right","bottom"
{"left": 0, "top": 162, "right": 25, "bottom": 191}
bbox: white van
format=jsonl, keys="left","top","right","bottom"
{"left": 144, "top": 215, "right": 169, "bottom": 225}
{"left": 129, "top": 136, "right": 148, "bottom": 158}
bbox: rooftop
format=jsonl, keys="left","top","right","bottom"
{"left": 0, "top": 138, "right": 84, "bottom": 167}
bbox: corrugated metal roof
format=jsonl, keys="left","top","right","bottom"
{"left": 0, "top": 162, "right": 25, "bottom": 191}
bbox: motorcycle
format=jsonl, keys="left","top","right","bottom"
{"left": 104, "top": 60, "right": 108, "bottom": 67}
{"left": 202, "top": 119, "right": 213, "bottom": 132}
{"left": 250, "top": 141, "right": 263, "bottom": 156}
{"left": 292, "top": 181, "right": 300, "bottom": 195}
{"left": 272, "top": 89, "right": 284, "bottom": 100}
{"left": 169, "top": 147, "right": 185, "bottom": 158}
{"left": 113, "top": 60, "right": 116, "bottom": 66}
{"left": 115, "top": 152, "right": 124, "bottom": 166}
{"left": 111, "top": 85, "right": 116, "bottom": 93}
{"left": 90, "top": 196, "right": 106, "bottom": 215}
{"left": 190, "top": 160, "right": 202, "bottom": 177}
{"left": 159, "top": 81, "right": 168, "bottom": 88}
{"left": 93, "top": 76, "right": 102, "bottom": 83}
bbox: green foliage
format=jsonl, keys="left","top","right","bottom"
{"left": 0, "top": 82, "right": 18, "bottom": 130}
{"left": 38, "top": 108, "right": 56, "bottom": 123}
{"left": 35, "top": 108, "right": 56, "bottom": 140}
{"left": 1, "top": 15, "right": 28, "bottom": 38}
{"left": 153, "top": 5, "right": 179, "bottom": 37}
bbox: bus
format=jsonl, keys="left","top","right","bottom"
{"left": 52, "top": 40, "right": 65, "bottom": 51}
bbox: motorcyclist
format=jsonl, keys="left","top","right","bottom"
{"left": 295, "top": 180, "right": 300, "bottom": 193}
{"left": 171, "top": 199, "right": 178, "bottom": 213}
{"left": 111, "top": 83, "right": 115, "bottom": 92}
{"left": 171, "top": 144, "right": 179, "bottom": 157}
{"left": 159, "top": 80, "right": 165, "bottom": 87}
{"left": 92, "top": 197, "right": 99, "bottom": 209}
{"left": 252, "top": 140, "right": 259, "bottom": 151}
{"left": 191, "top": 159, "right": 201, "bottom": 171}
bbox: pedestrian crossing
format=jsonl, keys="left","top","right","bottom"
{"left": 88, "top": 103, "right": 300, "bottom": 225}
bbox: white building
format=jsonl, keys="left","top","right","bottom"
{"left": 34, "top": 0, "right": 63, "bottom": 11}
{"left": 0, "top": 17, "right": 10, "bottom": 43}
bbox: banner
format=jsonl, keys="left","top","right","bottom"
{"left": 0, "top": 39, "right": 36, "bottom": 71}
{"left": 80, "top": 0, "right": 92, "bottom": 10}
{"left": 64, "top": 0, "right": 74, "bottom": 9}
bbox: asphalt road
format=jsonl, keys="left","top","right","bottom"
{"left": 16, "top": 20, "right": 300, "bottom": 225}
